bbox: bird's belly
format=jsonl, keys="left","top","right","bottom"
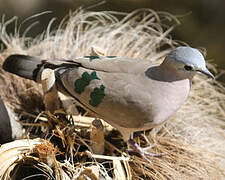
{"left": 143, "top": 79, "right": 191, "bottom": 127}
{"left": 96, "top": 100, "right": 151, "bottom": 129}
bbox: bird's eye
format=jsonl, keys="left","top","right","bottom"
{"left": 184, "top": 65, "right": 193, "bottom": 71}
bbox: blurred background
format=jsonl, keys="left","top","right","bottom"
{"left": 0, "top": 0, "right": 224, "bottom": 82}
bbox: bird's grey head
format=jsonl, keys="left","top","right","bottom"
{"left": 164, "top": 46, "right": 214, "bottom": 79}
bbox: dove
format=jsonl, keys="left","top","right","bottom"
{"left": 2, "top": 46, "right": 214, "bottom": 160}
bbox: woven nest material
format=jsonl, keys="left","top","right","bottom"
{"left": 0, "top": 9, "right": 225, "bottom": 179}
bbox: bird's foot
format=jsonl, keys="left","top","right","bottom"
{"left": 128, "top": 139, "right": 166, "bottom": 163}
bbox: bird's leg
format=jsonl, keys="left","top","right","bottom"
{"left": 127, "top": 133, "right": 166, "bottom": 163}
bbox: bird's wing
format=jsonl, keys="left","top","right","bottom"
{"left": 57, "top": 65, "right": 153, "bottom": 129}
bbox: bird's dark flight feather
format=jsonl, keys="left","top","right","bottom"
{"left": 3, "top": 54, "right": 45, "bottom": 81}
{"left": 3, "top": 54, "right": 81, "bottom": 81}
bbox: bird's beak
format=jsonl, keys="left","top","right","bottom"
{"left": 198, "top": 68, "right": 215, "bottom": 79}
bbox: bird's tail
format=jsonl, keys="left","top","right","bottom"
{"left": 3, "top": 54, "right": 45, "bottom": 81}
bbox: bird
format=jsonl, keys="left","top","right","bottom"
{"left": 2, "top": 46, "right": 214, "bottom": 160}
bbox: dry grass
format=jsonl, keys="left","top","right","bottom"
{"left": 0, "top": 9, "right": 225, "bottom": 179}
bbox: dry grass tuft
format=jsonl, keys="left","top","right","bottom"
{"left": 0, "top": 9, "right": 225, "bottom": 179}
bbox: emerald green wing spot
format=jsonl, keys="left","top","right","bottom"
{"left": 74, "top": 71, "right": 100, "bottom": 94}
{"left": 84, "top": 56, "right": 100, "bottom": 62}
{"left": 106, "top": 56, "right": 117, "bottom": 58}
{"left": 89, "top": 85, "right": 105, "bottom": 107}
